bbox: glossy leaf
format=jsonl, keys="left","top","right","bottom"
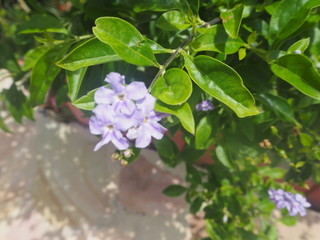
{"left": 220, "top": 4, "right": 244, "bottom": 38}
{"left": 22, "top": 45, "right": 53, "bottom": 71}
{"left": 287, "top": 38, "right": 310, "bottom": 53}
{"left": 271, "top": 54, "right": 320, "bottom": 100}
{"left": 146, "top": 39, "right": 172, "bottom": 53}
{"left": 93, "top": 17, "right": 158, "bottom": 67}
{"left": 156, "top": 10, "right": 191, "bottom": 31}
{"left": 182, "top": 53, "right": 260, "bottom": 118}
{"left": 258, "top": 93, "right": 297, "bottom": 123}
{"left": 192, "top": 25, "right": 244, "bottom": 54}
{"left": 195, "top": 116, "right": 213, "bottom": 149}
{"left": 72, "top": 88, "right": 97, "bottom": 110}
{"left": 269, "top": 0, "right": 320, "bottom": 45}
{"left": 154, "top": 135, "right": 180, "bottom": 167}
{"left": 151, "top": 68, "right": 192, "bottom": 105}
{"left": 57, "top": 38, "right": 121, "bottom": 71}
{"left": 18, "top": 14, "right": 68, "bottom": 34}
{"left": 3, "top": 84, "right": 33, "bottom": 123}
{"left": 174, "top": 0, "right": 199, "bottom": 16}
{"left": 154, "top": 101, "right": 195, "bottom": 134}
{"left": 215, "top": 145, "right": 234, "bottom": 169}
{"left": 67, "top": 67, "right": 87, "bottom": 102}
{"left": 163, "top": 184, "right": 187, "bottom": 197}
{"left": 30, "top": 44, "right": 70, "bottom": 106}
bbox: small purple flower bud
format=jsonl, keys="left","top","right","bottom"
{"left": 268, "top": 188, "right": 311, "bottom": 216}
{"left": 196, "top": 99, "right": 214, "bottom": 112}
{"left": 294, "top": 50, "right": 302, "bottom": 54}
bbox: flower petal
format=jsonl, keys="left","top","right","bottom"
{"left": 93, "top": 104, "right": 115, "bottom": 124}
{"left": 136, "top": 94, "right": 156, "bottom": 114}
{"left": 104, "top": 72, "right": 125, "bottom": 93}
{"left": 119, "top": 99, "right": 136, "bottom": 115}
{"left": 125, "top": 81, "right": 148, "bottom": 100}
{"left": 147, "top": 121, "right": 166, "bottom": 140}
{"left": 114, "top": 114, "right": 135, "bottom": 131}
{"left": 135, "top": 126, "right": 152, "bottom": 148}
{"left": 94, "top": 131, "right": 112, "bottom": 151}
{"left": 94, "top": 87, "right": 115, "bottom": 104}
{"left": 127, "top": 127, "right": 139, "bottom": 140}
{"left": 89, "top": 116, "right": 103, "bottom": 135}
{"left": 111, "top": 130, "right": 130, "bottom": 150}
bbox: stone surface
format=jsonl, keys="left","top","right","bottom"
{"left": 0, "top": 112, "right": 191, "bottom": 240}
{"left": 0, "top": 110, "right": 319, "bottom": 240}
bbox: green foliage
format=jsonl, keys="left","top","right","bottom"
{"left": 1, "top": 0, "right": 320, "bottom": 239}
{"left": 151, "top": 68, "right": 192, "bottom": 105}
{"left": 93, "top": 17, "right": 159, "bottom": 67}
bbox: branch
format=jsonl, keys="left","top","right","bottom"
{"left": 148, "top": 17, "right": 221, "bottom": 91}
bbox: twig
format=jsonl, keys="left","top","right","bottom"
{"left": 148, "top": 17, "right": 221, "bottom": 91}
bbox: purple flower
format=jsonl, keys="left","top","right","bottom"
{"left": 89, "top": 104, "right": 130, "bottom": 151}
{"left": 268, "top": 188, "right": 311, "bottom": 216}
{"left": 90, "top": 72, "right": 168, "bottom": 152}
{"left": 94, "top": 72, "right": 148, "bottom": 115}
{"left": 196, "top": 99, "right": 214, "bottom": 112}
{"left": 127, "top": 94, "right": 167, "bottom": 148}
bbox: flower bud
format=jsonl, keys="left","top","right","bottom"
{"left": 111, "top": 152, "right": 121, "bottom": 161}
{"left": 120, "top": 159, "right": 128, "bottom": 167}
{"left": 123, "top": 148, "right": 134, "bottom": 158}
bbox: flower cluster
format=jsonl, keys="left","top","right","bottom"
{"left": 89, "top": 72, "right": 167, "bottom": 151}
{"left": 196, "top": 99, "right": 214, "bottom": 112}
{"left": 268, "top": 188, "right": 311, "bottom": 216}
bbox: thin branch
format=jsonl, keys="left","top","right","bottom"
{"left": 148, "top": 17, "right": 221, "bottom": 91}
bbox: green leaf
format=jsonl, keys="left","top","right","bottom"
{"left": 22, "top": 45, "right": 53, "bottom": 71}
{"left": 154, "top": 101, "right": 194, "bottom": 134}
{"left": 299, "top": 132, "right": 314, "bottom": 147}
{"left": 56, "top": 38, "right": 121, "bottom": 71}
{"left": 192, "top": 25, "right": 244, "bottom": 54}
{"left": 30, "top": 44, "right": 70, "bottom": 106}
{"left": 215, "top": 145, "right": 234, "bottom": 169}
{"left": 182, "top": 53, "right": 260, "bottom": 118}
{"left": 93, "top": 17, "right": 158, "bottom": 67}
{"left": 258, "top": 93, "right": 297, "bottom": 123}
{"left": 72, "top": 88, "right": 97, "bottom": 110}
{"left": 190, "top": 197, "right": 203, "bottom": 214}
{"left": 0, "top": 116, "right": 11, "bottom": 133}
{"left": 271, "top": 54, "right": 320, "bottom": 100}
{"left": 238, "top": 48, "right": 246, "bottom": 60}
{"left": 195, "top": 115, "right": 213, "bottom": 149}
{"left": 3, "top": 84, "right": 34, "bottom": 123}
{"left": 181, "top": 146, "right": 205, "bottom": 163}
{"left": 18, "top": 14, "right": 68, "bottom": 34}
{"left": 146, "top": 39, "right": 172, "bottom": 53}
{"left": 174, "top": 0, "right": 199, "bottom": 16}
{"left": 154, "top": 135, "right": 180, "bottom": 167}
{"left": 151, "top": 68, "right": 192, "bottom": 105}
{"left": 287, "top": 38, "right": 310, "bottom": 53}
{"left": 258, "top": 167, "right": 285, "bottom": 179}
{"left": 163, "top": 184, "right": 187, "bottom": 197}
{"left": 67, "top": 67, "right": 87, "bottom": 102}
{"left": 118, "top": 0, "right": 175, "bottom": 12}
{"left": 156, "top": 10, "right": 191, "bottom": 31}
{"left": 279, "top": 215, "right": 297, "bottom": 226}
{"left": 220, "top": 4, "right": 244, "bottom": 38}
{"left": 269, "top": 0, "right": 320, "bottom": 46}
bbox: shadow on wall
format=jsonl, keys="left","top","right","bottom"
{"left": 0, "top": 111, "right": 191, "bottom": 240}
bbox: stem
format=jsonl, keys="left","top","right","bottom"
{"left": 148, "top": 17, "right": 220, "bottom": 92}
